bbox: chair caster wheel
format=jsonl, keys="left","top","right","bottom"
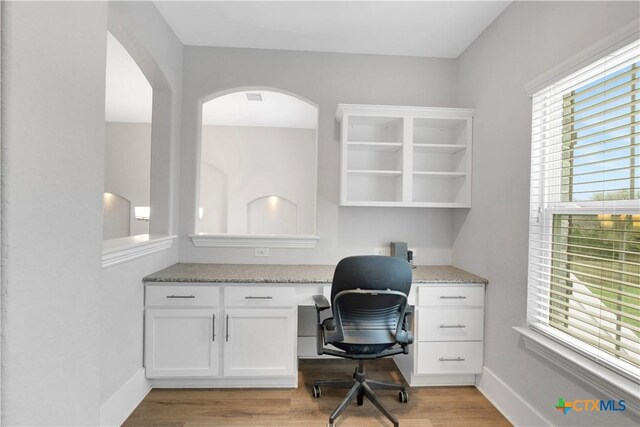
{"left": 399, "top": 390, "right": 409, "bottom": 403}
{"left": 312, "top": 385, "right": 322, "bottom": 398}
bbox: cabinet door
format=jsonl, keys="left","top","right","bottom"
{"left": 145, "top": 308, "right": 219, "bottom": 378}
{"left": 223, "top": 308, "right": 296, "bottom": 377}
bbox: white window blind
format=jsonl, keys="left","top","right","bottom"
{"left": 528, "top": 39, "right": 640, "bottom": 381}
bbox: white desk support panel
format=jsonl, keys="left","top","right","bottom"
{"left": 144, "top": 282, "right": 485, "bottom": 388}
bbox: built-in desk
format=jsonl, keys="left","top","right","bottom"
{"left": 143, "top": 263, "right": 487, "bottom": 388}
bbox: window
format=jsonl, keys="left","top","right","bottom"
{"left": 528, "top": 40, "right": 640, "bottom": 381}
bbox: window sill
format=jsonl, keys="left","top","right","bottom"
{"left": 188, "top": 233, "right": 319, "bottom": 248}
{"left": 102, "top": 234, "right": 177, "bottom": 268}
{"left": 513, "top": 326, "right": 639, "bottom": 414}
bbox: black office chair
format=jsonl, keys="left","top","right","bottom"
{"left": 311, "top": 255, "right": 413, "bottom": 427}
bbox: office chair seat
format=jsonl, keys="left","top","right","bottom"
{"left": 312, "top": 255, "right": 413, "bottom": 427}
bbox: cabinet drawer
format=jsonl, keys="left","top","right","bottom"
{"left": 224, "top": 286, "right": 295, "bottom": 307}
{"left": 418, "top": 286, "right": 484, "bottom": 307}
{"left": 146, "top": 286, "right": 220, "bottom": 307}
{"left": 416, "top": 341, "right": 483, "bottom": 374}
{"left": 417, "top": 308, "right": 483, "bottom": 341}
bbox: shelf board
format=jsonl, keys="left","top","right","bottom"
{"left": 409, "top": 201, "right": 471, "bottom": 208}
{"left": 413, "top": 143, "right": 466, "bottom": 154}
{"left": 413, "top": 171, "right": 466, "bottom": 178}
{"left": 341, "top": 200, "right": 404, "bottom": 207}
{"left": 341, "top": 200, "right": 470, "bottom": 208}
{"left": 347, "top": 141, "right": 403, "bottom": 152}
{"left": 347, "top": 169, "right": 403, "bottom": 177}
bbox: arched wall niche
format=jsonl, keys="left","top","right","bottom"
{"left": 103, "top": 192, "right": 131, "bottom": 240}
{"left": 193, "top": 87, "right": 319, "bottom": 246}
{"left": 247, "top": 195, "right": 298, "bottom": 235}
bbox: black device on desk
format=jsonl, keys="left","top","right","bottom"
{"left": 391, "top": 241, "right": 415, "bottom": 268}
{"left": 390, "top": 241, "right": 407, "bottom": 259}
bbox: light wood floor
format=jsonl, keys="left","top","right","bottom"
{"left": 124, "top": 359, "right": 511, "bottom": 427}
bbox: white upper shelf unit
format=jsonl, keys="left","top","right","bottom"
{"left": 336, "top": 104, "right": 475, "bottom": 208}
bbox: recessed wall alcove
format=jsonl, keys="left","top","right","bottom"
{"left": 247, "top": 195, "right": 298, "bottom": 235}
{"left": 102, "top": 192, "right": 131, "bottom": 239}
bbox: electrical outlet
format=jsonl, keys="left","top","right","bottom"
{"left": 373, "top": 247, "right": 387, "bottom": 256}
{"left": 254, "top": 247, "right": 269, "bottom": 257}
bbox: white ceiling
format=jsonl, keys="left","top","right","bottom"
{"left": 154, "top": 1, "right": 511, "bottom": 58}
{"left": 202, "top": 90, "right": 318, "bottom": 129}
{"left": 105, "top": 32, "right": 153, "bottom": 123}
{"left": 107, "top": 2, "right": 512, "bottom": 124}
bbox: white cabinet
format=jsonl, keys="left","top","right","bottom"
{"left": 224, "top": 308, "right": 296, "bottom": 377}
{"left": 336, "top": 104, "right": 474, "bottom": 207}
{"left": 145, "top": 308, "right": 220, "bottom": 378}
{"left": 144, "top": 284, "right": 297, "bottom": 387}
{"left": 222, "top": 286, "right": 297, "bottom": 377}
{"left": 144, "top": 285, "right": 221, "bottom": 378}
{"left": 394, "top": 283, "right": 485, "bottom": 386}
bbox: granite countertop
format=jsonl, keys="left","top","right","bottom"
{"left": 143, "top": 263, "right": 488, "bottom": 284}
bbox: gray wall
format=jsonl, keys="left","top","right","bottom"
{"left": 1, "top": 2, "right": 183, "bottom": 425}
{"left": 453, "top": 2, "right": 639, "bottom": 426}
{"left": 180, "top": 47, "right": 459, "bottom": 265}
{"left": 1, "top": 2, "right": 107, "bottom": 424}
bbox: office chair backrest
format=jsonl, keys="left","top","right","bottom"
{"left": 331, "top": 255, "right": 412, "bottom": 303}
{"left": 329, "top": 256, "right": 412, "bottom": 352}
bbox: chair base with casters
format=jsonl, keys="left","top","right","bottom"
{"left": 312, "top": 359, "right": 408, "bottom": 427}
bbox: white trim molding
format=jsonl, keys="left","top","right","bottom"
{"left": 525, "top": 19, "right": 639, "bottom": 95}
{"left": 102, "top": 234, "right": 176, "bottom": 268}
{"left": 335, "top": 103, "right": 475, "bottom": 121}
{"left": 476, "top": 366, "right": 551, "bottom": 427}
{"left": 514, "top": 326, "right": 640, "bottom": 415}
{"left": 189, "top": 233, "right": 319, "bottom": 248}
{"left": 99, "top": 368, "right": 150, "bottom": 426}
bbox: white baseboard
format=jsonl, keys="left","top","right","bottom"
{"left": 476, "top": 366, "right": 551, "bottom": 427}
{"left": 100, "top": 368, "right": 150, "bottom": 426}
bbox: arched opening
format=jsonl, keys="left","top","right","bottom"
{"left": 103, "top": 31, "right": 152, "bottom": 239}
{"left": 197, "top": 88, "right": 318, "bottom": 236}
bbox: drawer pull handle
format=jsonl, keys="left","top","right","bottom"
{"left": 244, "top": 296, "right": 273, "bottom": 300}
{"left": 439, "top": 357, "right": 466, "bottom": 362}
{"left": 226, "top": 315, "right": 230, "bottom": 342}
{"left": 166, "top": 295, "right": 196, "bottom": 299}
{"left": 212, "top": 314, "right": 216, "bottom": 342}
{"left": 439, "top": 296, "right": 467, "bottom": 300}
{"left": 439, "top": 324, "right": 466, "bottom": 329}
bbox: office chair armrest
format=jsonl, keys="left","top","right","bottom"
{"left": 396, "top": 305, "right": 414, "bottom": 345}
{"left": 312, "top": 295, "right": 331, "bottom": 311}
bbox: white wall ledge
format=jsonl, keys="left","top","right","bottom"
{"left": 102, "top": 234, "right": 177, "bottom": 268}
{"left": 514, "top": 326, "right": 639, "bottom": 415}
{"left": 189, "top": 233, "right": 319, "bottom": 248}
